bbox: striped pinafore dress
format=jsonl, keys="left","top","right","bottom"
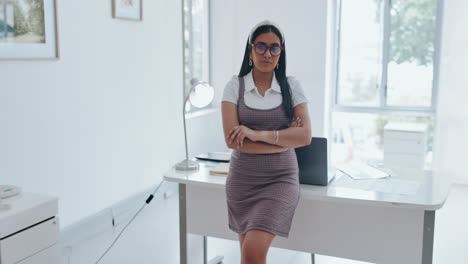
{"left": 225, "top": 76, "right": 300, "bottom": 238}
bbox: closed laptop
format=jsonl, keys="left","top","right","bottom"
{"left": 295, "top": 137, "right": 335, "bottom": 186}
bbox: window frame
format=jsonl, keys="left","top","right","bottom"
{"left": 333, "top": 0, "right": 444, "bottom": 115}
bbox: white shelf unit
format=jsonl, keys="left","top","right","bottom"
{"left": 384, "top": 122, "right": 428, "bottom": 171}
{"left": 0, "top": 193, "right": 59, "bottom": 264}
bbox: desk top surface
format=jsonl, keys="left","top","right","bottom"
{"left": 164, "top": 161, "right": 451, "bottom": 210}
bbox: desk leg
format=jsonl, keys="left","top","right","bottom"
{"left": 203, "top": 235, "right": 224, "bottom": 264}
{"left": 179, "top": 184, "right": 187, "bottom": 264}
{"left": 204, "top": 235, "right": 207, "bottom": 264}
{"left": 422, "top": 211, "right": 435, "bottom": 264}
{"left": 311, "top": 253, "right": 315, "bottom": 264}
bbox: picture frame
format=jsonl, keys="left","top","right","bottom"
{"left": 0, "top": 0, "right": 60, "bottom": 60}
{"left": 112, "top": 0, "right": 143, "bottom": 21}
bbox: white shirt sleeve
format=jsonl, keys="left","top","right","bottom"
{"left": 288, "top": 76, "right": 309, "bottom": 107}
{"left": 221, "top": 75, "right": 239, "bottom": 105}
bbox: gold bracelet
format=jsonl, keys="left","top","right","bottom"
{"left": 275, "top": 130, "right": 279, "bottom": 145}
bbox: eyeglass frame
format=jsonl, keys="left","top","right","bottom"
{"left": 249, "top": 42, "right": 283, "bottom": 57}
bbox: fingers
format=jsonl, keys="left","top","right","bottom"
{"left": 241, "top": 134, "right": 246, "bottom": 147}
{"left": 228, "top": 126, "right": 240, "bottom": 145}
{"left": 226, "top": 126, "right": 238, "bottom": 144}
{"left": 234, "top": 128, "right": 245, "bottom": 148}
{"left": 238, "top": 134, "right": 246, "bottom": 148}
{"left": 290, "top": 117, "right": 296, "bottom": 127}
{"left": 228, "top": 126, "right": 245, "bottom": 145}
{"left": 295, "top": 116, "right": 302, "bottom": 124}
{"left": 289, "top": 116, "right": 302, "bottom": 127}
{"left": 228, "top": 126, "right": 247, "bottom": 148}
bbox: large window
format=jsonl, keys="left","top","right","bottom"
{"left": 332, "top": 0, "right": 442, "bottom": 166}
{"left": 183, "top": 0, "right": 210, "bottom": 111}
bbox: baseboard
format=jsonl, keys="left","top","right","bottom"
{"left": 60, "top": 205, "right": 113, "bottom": 248}
{"left": 60, "top": 180, "right": 177, "bottom": 248}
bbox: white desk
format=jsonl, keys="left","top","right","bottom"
{"left": 164, "top": 161, "right": 450, "bottom": 264}
{"left": 0, "top": 192, "right": 60, "bottom": 264}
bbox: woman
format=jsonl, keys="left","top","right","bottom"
{"left": 221, "top": 20, "right": 312, "bottom": 264}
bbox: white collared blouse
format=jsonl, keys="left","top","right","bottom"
{"left": 221, "top": 71, "right": 308, "bottom": 110}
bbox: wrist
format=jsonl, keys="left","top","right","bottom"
{"left": 255, "top": 130, "right": 268, "bottom": 143}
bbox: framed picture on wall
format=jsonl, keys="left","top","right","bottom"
{"left": 0, "top": 0, "right": 60, "bottom": 60}
{"left": 112, "top": 0, "right": 143, "bottom": 21}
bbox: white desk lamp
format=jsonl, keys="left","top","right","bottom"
{"left": 175, "top": 78, "right": 214, "bottom": 171}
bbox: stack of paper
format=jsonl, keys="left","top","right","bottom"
{"left": 209, "top": 163, "right": 230, "bottom": 175}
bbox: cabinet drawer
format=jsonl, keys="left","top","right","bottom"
{"left": 384, "top": 153, "right": 425, "bottom": 169}
{"left": 0, "top": 217, "right": 59, "bottom": 264}
{"left": 384, "top": 130, "right": 425, "bottom": 141}
{"left": 384, "top": 138, "right": 426, "bottom": 154}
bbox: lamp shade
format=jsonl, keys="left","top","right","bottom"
{"left": 189, "top": 78, "right": 214, "bottom": 108}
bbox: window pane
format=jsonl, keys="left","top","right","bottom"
{"left": 386, "top": 0, "right": 437, "bottom": 107}
{"left": 183, "top": 0, "right": 210, "bottom": 111}
{"left": 0, "top": 2, "right": 15, "bottom": 40}
{"left": 331, "top": 112, "right": 434, "bottom": 168}
{"left": 191, "top": 0, "right": 209, "bottom": 83}
{"left": 337, "top": 0, "right": 384, "bottom": 107}
{"left": 183, "top": 0, "right": 191, "bottom": 97}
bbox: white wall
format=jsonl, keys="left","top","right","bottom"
{"left": 0, "top": 0, "right": 186, "bottom": 228}
{"left": 211, "top": 0, "right": 329, "bottom": 137}
{"left": 434, "top": 1, "right": 468, "bottom": 184}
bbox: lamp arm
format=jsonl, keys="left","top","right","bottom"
{"left": 182, "top": 85, "right": 196, "bottom": 161}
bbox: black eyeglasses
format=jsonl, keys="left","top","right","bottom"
{"left": 250, "top": 43, "right": 282, "bottom": 56}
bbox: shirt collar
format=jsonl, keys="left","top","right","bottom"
{"left": 244, "top": 71, "right": 282, "bottom": 93}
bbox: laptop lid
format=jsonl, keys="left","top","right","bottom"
{"left": 295, "top": 137, "right": 334, "bottom": 186}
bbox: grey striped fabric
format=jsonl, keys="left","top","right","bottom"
{"left": 225, "top": 76, "right": 300, "bottom": 238}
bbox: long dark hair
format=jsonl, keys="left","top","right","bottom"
{"left": 238, "top": 24, "right": 293, "bottom": 121}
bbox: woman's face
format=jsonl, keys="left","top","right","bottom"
{"left": 250, "top": 32, "right": 282, "bottom": 73}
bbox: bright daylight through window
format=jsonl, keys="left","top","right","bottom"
{"left": 332, "top": 0, "right": 440, "bottom": 167}
{"left": 183, "top": 0, "right": 210, "bottom": 112}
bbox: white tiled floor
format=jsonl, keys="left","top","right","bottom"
{"left": 62, "top": 182, "right": 468, "bottom": 264}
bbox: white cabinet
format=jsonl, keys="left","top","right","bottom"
{"left": 0, "top": 193, "right": 59, "bottom": 264}
{"left": 384, "top": 122, "right": 428, "bottom": 171}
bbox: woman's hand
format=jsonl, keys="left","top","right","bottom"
{"left": 289, "top": 116, "right": 302, "bottom": 127}
{"left": 228, "top": 125, "right": 258, "bottom": 148}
